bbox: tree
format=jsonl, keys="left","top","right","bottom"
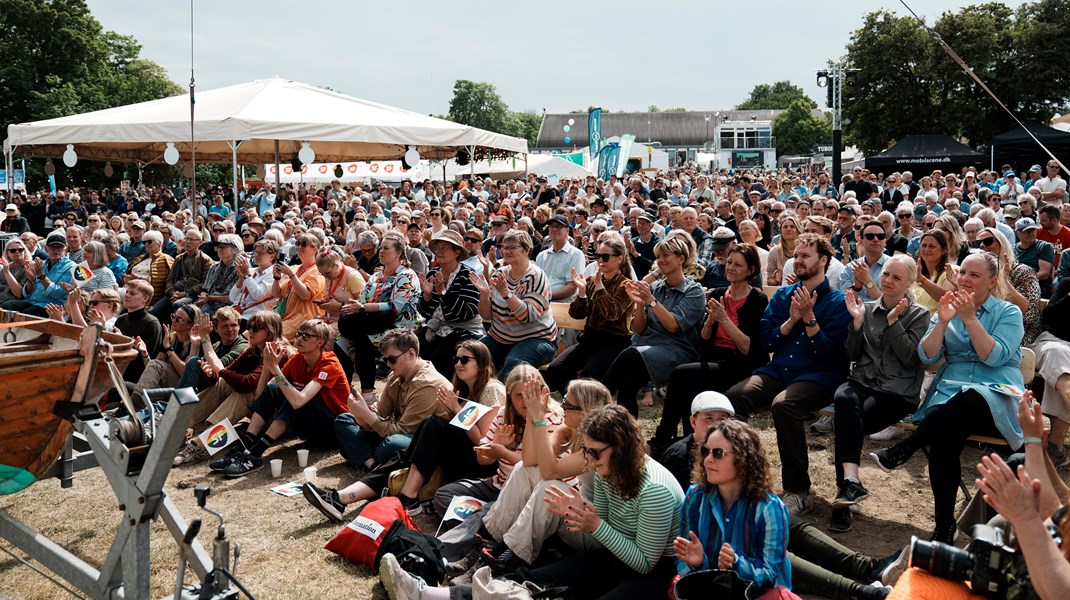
{"left": 510, "top": 111, "right": 541, "bottom": 148}
{"left": 773, "top": 100, "right": 832, "bottom": 157}
{"left": 447, "top": 80, "right": 514, "bottom": 134}
{"left": 736, "top": 81, "right": 817, "bottom": 111}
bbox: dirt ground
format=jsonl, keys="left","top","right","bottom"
{"left": 0, "top": 403, "right": 998, "bottom": 600}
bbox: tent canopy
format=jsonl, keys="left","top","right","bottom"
{"left": 864, "top": 134, "right": 984, "bottom": 174}
{"left": 4, "top": 77, "right": 527, "bottom": 164}
{"left": 443, "top": 154, "right": 591, "bottom": 180}
{"left": 991, "top": 121, "right": 1070, "bottom": 170}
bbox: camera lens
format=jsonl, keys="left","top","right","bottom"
{"left": 910, "top": 535, "right": 975, "bottom": 582}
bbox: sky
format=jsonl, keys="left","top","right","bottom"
{"left": 88, "top": 0, "right": 1028, "bottom": 116}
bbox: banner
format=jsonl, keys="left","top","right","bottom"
{"left": 599, "top": 143, "right": 620, "bottom": 182}
{"left": 616, "top": 135, "right": 636, "bottom": 178}
{"left": 0, "top": 169, "right": 25, "bottom": 187}
{"left": 588, "top": 109, "right": 602, "bottom": 158}
{"left": 48, "top": 174, "right": 57, "bottom": 195}
{"left": 555, "top": 151, "right": 584, "bottom": 167}
{"left": 264, "top": 161, "right": 427, "bottom": 183}
{"left": 448, "top": 400, "right": 493, "bottom": 431}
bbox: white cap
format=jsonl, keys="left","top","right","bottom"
{"left": 691, "top": 391, "right": 735, "bottom": 416}
{"left": 4, "top": 204, "right": 16, "bottom": 212}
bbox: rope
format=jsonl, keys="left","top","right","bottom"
{"left": 0, "top": 542, "right": 88, "bottom": 599}
{"left": 898, "top": 0, "right": 1067, "bottom": 172}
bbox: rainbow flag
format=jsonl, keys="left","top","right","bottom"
{"left": 71, "top": 263, "right": 94, "bottom": 287}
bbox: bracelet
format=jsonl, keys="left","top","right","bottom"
{"left": 274, "top": 374, "right": 288, "bottom": 386}
{"left": 273, "top": 276, "right": 281, "bottom": 281}
{"left": 1023, "top": 436, "right": 1043, "bottom": 446}
{"left": 532, "top": 420, "right": 547, "bottom": 428}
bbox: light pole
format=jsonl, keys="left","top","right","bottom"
{"left": 705, "top": 115, "right": 710, "bottom": 148}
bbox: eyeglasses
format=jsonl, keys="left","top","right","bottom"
{"left": 595, "top": 252, "right": 620, "bottom": 262}
{"left": 296, "top": 331, "right": 323, "bottom": 342}
{"left": 165, "top": 219, "right": 176, "bottom": 224}
{"left": 561, "top": 401, "right": 582, "bottom": 412}
{"left": 297, "top": 241, "right": 314, "bottom": 248}
{"left": 700, "top": 446, "right": 734, "bottom": 460}
{"left": 247, "top": 325, "right": 264, "bottom": 332}
{"left": 581, "top": 444, "right": 611, "bottom": 460}
{"left": 212, "top": 228, "right": 225, "bottom": 233}
{"left": 172, "top": 316, "right": 187, "bottom": 323}
{"left": 88, "top": 300, "right": 109, "bottom": 306}
{"left": 978, "top": 237, "right": 997, "bottom": 247}
{"left": 897, "top": 214, "right": 911, "bottom": 219}
{"left": 383, "top": 352, "right": 404, "bottom": 366}
{"left": 862, "top": 233, "right": 886, "bottom": 241}
{"left": 454, "top": 355, "right": 473, "bottom": 365}
{"left": 430, "top": 212, "right": 442, "bottom": 217}
{"left": 499, "top": 245, "right": 521, "bottom": 252}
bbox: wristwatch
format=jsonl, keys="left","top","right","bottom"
{"left": 805, "top": 318, "right": 818, "bottom": 327}
{"left": 864, "top": 281, "right": 875, "bottom": 290}
{"left": 647, "top": 299, "right": 658, "bottom": 309}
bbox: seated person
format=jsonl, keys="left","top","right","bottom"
{"left": 209, "top": 318, "right": 350, "bottom": 477}
{"left": 302, "top": 340, "right": 503, "bottom": 520}
{"left": 382, "top": 405, "right": 684, "bottom": 600}
{"left": 416, "top": 231, "right": 483, "bottom": 380}
{"left": 123, "top": 230, "right": 174, "bottom": 307}
{"left": 132, "top": 303, "right": 201, "bottom": 397}
{"left": 192, "top": 233, "right": 241, "bottom": 316}
{"left": 1, "top": 231, "right": 74, "bottom": 317}
{"left": 333, "top": 329, "right": 451, "bottom": 471}
{"left": 117, "top": 279, "right": 163, "bottom": 386}
{"left": 230, "top": 238, "right": 280, "bottom": 320}
{"left": 658, "top": 392, "right": 735, "bottom": 491}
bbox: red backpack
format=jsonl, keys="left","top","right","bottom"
{"left": 324, "top": 496, "right": 418, "bottom": 570}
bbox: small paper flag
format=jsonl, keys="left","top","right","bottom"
{"left": 270, "top": 482, "right": 303, "bottom": 497}
{"left": 442, "top": 495, "right": 485, "bottom": 522}
{"left": 449, "top": 400, "right": 493, "bottom": 431}
{"left": 71, "top": 263, "right": 94, "bottom": 288}
{"left": 197, "top": 418, "right": 240, "bottom": 456}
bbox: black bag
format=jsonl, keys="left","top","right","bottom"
{"left": 375, "top": 520, "right": 447, "bottom": 585}
{"left": 337, "top": 309, "right": 396, "bottom": 339}
{"left": 673, "top": 569, "right": 752, "bottom": 600}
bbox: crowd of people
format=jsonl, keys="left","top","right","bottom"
{"left": 1, "top": 158, "right": 1070, "bottom": 599}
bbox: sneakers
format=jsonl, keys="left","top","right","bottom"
{"left": 1047, "top": 443, "right": 1070, "bottom": 468}
{"left": 223, "top": 452, "right": 263, "bottom": 478}
{"left": 832, "top": 479, "right": 870, "bottom": 508}
{"left": 810, "top": 414, "right": 834, "bottom": 433}
{"left": 398, "top": 494, "right": 423, "bottom": 517}
{"left": 380, "top": 552, "right": 428, "bottom": 600}
{"left": 850, "top": 581, "right": 891, "bottom": 600}
{"left": 303, "top": 482, "right": 346, "bottom": 522}
{"left": 781, "top": 491, "right": 813, "bottom": 516}
{"left": 869, "top": 425, "right": 905, "bottom": 442}
{"left": 828, "top": 507, "right": 853, "bottom": 533}
{"left": 872, "top": 546, "right": 909, "bottom": 586}
{"left": 173, "top": 439, "right": 209, "bottom": 467}
{"left": 209, "top": 444, "right": 247, "bottom": 472}
{"left": 869, "top": 445, "right": 910, "bottom": 474}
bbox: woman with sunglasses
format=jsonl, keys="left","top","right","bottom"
{"left": 273, "top": 232, "right": 327, "bottom": 340}
{"left": 338, "top": 231, "right": 420, "bottom": 403}
{"left": 381, "top": 404, "right": 683, "bottom": 600}
{"left": 302, "top": 340, "right": 506, "bottom": 519}
{"left": 416, "top": 231, "right": 482, "bottom": 379}
{"left": 63, "top": 288, "right": 121, "bottom": 332}
{"left": 871, "top": 252, "right": 1025, "bottom": 544}
{"left": 544, "top": 236, "right": 633, "bottom": 393}
{"left": 604, "top": 235, "right": 705, "bottom": 416}
{"left": 132, "top": 303, "right": 202, "bottom": 397}
{"left": 971, "top": 227, "right": 1042, "bottom": 344}
{"left": 476, "top": 377, "right": 612, "bottom": 574}
{"left": 672, "top": 419, "right": 791, "bottom": 597}
{"left": 0, "top": 241, "right": 33, "bottom": 305}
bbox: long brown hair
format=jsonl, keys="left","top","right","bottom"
{"left": 452, "top": 339, "right": 495, "bottom": 405}
{"left": 582, "top": 405, "right": 647, "bottom": 500}
{"left": 918, "top": 229, "right": 949, "bottom": 279}
{"left": 692, "top": 419, "right": 772, "bottom": 503}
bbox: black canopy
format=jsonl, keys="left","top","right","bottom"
{"left": 991, "top": 122, "right": 1070, "bottom": 172}
{"left": 865, "top": 134, "right": 984, "bottom": 175}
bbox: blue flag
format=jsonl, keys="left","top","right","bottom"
{"left": 599, "top": 143, "right": 620, "bottom": 182}
{"left": 588, "top": 109, "right": 602, "bottom": 158}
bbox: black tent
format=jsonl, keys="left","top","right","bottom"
{"left": 865, "top": 134, "right": 984, "bottom": 175}
{"left": 991, "top": 121, "right": 1070, "bottom": 173}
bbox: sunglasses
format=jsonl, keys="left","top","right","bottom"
{"left": 897, "top": 214, "right": 911, "bottom": 219}
{"left": 595, "top": 252, "right": 620, "bottom": 262}
{"left": 6, "top": 248, "right": 23, "bottom": 253}
{"left": 383, "top": 352, "right": 404, "bottom": 366}
{"left": 862, "top": 233, "right": 886, "bottom": 241}
{"left": 430, "top": 213, "right": 442, "bottom": 217}
{"left": 297, "top": 241, "right": 314, "bottom": 248}
{"left": 172, "top": 316, "right": 187, "bottom": 323}
{"left": 296, "top": 331, "right": 323, "bottom": 342}
{"left": 581, "top": 444, "right": 611, "bottom": 461}
{"left": 561, "top": 401, "right": 582, "bottom": 412}
{"left": 89, "top": 299, "right": 110, "bottom": 306}
{"left": 465, "top": 237, "right": 481, "bottom": 243}
{"left": 212, "top": 229, "right": 225, "bottom": 233}
{"left": 248, "top": 325, "right": 264, "bottom": 332}
{"left": 700, "top": 446, "right": 734, "bottom": 460}
{"left": 454, "top": 355, "right": 473, "bottom": 365}
{"left": 978, "top": 237, "right": 997, "bottom": 247}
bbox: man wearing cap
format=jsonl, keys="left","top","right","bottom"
{"left": 535, "top": 215, "right": 585, "bottom": 303}
{"left": 628, "top": 210, "right": 659, "bottom": 280}
{"left": 120, "top": 220, "right": 148, "bottom": 262}
{"left": 1035, "top": 161, "right": 1068, "bottom": 207}
{"left": 832, "top": 207, "right": 858, "bottom": 262}
{"left": 999, "top": 170, "right": 1025, "bottom": 204}
{"left": 1024, "top": 164, "right": 1044, "bottom": 193}
{"left": 2, "top": 203, "right": 29, "bottom": 234}
{"left": 1014, "top": 217, "right": 1054, "bottom": 294}
{"left": 701, "top": 226, "right": 759, "bottom": 289}
{"left": 1, "top": 231, "right": 74, "bottom": 316}
{"left": 657, "top": 391, "right": 735, "bottom": 490}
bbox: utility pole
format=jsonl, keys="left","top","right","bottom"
{"left": 816, "top": 63, "right": 855, "bottom": 185}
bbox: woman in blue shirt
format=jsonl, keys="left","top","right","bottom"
{"left": 674, "top": 419, "right": 792, "bottom": 596}
{"left": 870, "top": 252, "right": 1025, "bottom": 544}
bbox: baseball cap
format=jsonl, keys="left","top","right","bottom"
{"left": 130, "top": 220, "right": 147, "bottom": 230}
{"left": 1029, "top": 165, "right": 1043, "bottom": 173}
{"left": 1015, "top": 217, "right": 1039, "bottom": 232}
{"left": 4, "top": 204, "right": 16, "bottom": 212}
{"left": 691, "top": 391, "right": 735, "bottom": 417}
{"left": 709, "top": 226, "right": 736, "bottom": 247}
{"left": 46, "top": 232, "right": 67, "bottom": 247}
{"left": 1003, "top": 205, "right": 1021, "bottom": 218}
{"left": 1004, "top": 170, "right": 1016, "bottom": 178}
{"left": 546, "top": 215, "right": 570, "bottom": 229}
{"left": 636, "top": 210, "right": 656, "bottom": 223}
{"left": 913, "top": 204, "right": 928, "bottom": 219}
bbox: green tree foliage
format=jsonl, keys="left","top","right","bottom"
{"left": 736, "top": 81, "right": 817, "bottom": 111}
{"left": 773, "top": 100, "right": 832, "bottom": 157}
{"left": 844, "top": 1, "right": 1070, "bottom": 154}
{"left": 447, "top": 80, "right": 514, "bottom": 134}
{"left": 511, "top": 111, "right": 542, "bottom": 148}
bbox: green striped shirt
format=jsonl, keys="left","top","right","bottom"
{"left": 590, "top": 456, "right": 685, "bottom": 574}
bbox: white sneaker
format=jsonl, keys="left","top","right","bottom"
{"left": 810, "top": 414, "right": 834, "bottom": 433}
{"left": 781, "top": 491, "right": 813, "bottom": 516}
{"left": 869, "top": 425, "right": 905, "bottom": 442}
{"left": 380, "top": 552, "right": 428, "bottom": 600}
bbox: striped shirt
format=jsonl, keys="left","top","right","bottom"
{"left": 590, "top": 456, "right": 684, "bottom": 575}
{"left": 487, "top": 263, "right": 557, "bottom": 345}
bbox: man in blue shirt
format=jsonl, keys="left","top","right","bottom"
{"left": 725, "top": 233, "right": 851, "bottom": 517}
{"left": 1, "top": 231, "right": 74, "bottom": 316}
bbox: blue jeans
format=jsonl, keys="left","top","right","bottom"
{"left": 333, "top": 412, "right": 413, "bottom": 468}
{"left": 479, "top": 335, "right": 557, "bottom": 380}
{"left": 176, "top": 356, "right": 207, "bottom": 391}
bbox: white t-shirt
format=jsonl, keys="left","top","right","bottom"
{"left": 1035, "top": 176, "right": 1067, "bottom": 205}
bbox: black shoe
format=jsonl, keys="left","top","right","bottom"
{"left": 489, "top": 548, "right": 527, "bottom": 575}
{"left": 222, "top": 452, "right": 263, "bottom": 478}
{"left": 869, "top": 445, "right": 911, "bottom": 473}
{"left": 398, "top": 493, "right": 423, "bottom": 516}
{"left": 849, "top": 582, "right": 890, "bottom": 600}
{"left": 302, "top": 482, "right": 346, "bottom": 522}
{"left": 828, "top": 507, "right": 853, "bottom": 533}
{"left": 931, "top": 521, "right": 958, "bottom": 545}
{"left": 832, "top": 479, "right": 870, "bottom": 508}
{"left": 866, "top": 547, "right": 903, "bottom": 583}
{"left": 209, "top": 444, "right": 246, "bottom": 472}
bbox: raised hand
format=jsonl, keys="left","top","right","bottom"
{"left": 975, "top": 454, "right": 1042, "bottom": 527}
{"left": 952, "top": 290, "right": 978, "bottom": 320}
{"left": 674, "top": 531, "right": 705, "bottom": 568}
{"left": 569, "top": 267, "right": 586, "bottom": 293}
{"left": 543, "top": 485, "right": 601, "bottom": 533}
{"left": 469, "top": 271, "right": 491, "bottom": 294}
{"left": 45, "top": 303, "right": 66, "bottom": 321}
{"left": 792, "top": 286, "right": 817, "bottom": 320}
{"left": 887, "top": 297, "right": 908, "bottom": 325}
{"left": 436, "top": 386, "right": 461, "bottom": 417}
{"left": 1017, "top": 391, "right": 1043, "bottom": 440}
{"left": 706, "top": 296, "right": 727, "bottom": 324}
{"left": 936, "top": 291, "right": 957, "bottom": 323}
{"left": 844, "top": 290, "right": 865, "bottom": 325}
{"left": 523, "top": 372, "right": 548, "bottom": 421}
{"left": 491, "top": 271, "right": 510, "bottom": 297}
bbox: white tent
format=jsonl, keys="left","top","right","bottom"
{"left": 441, "top": 154, "right": 590, "bottom": 180}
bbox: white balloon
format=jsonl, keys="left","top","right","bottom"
{"left": 163, "top": 142, "right": 180, "bottom": 165}
{"left": 62, "top": 144, "right": 78, "bottom": 167}
{"left": 568, "top": 118, "right": 575, "bottom": 126}
{"left": 404, "top": 147, "right": 420, "bottom": 167}
{"left": 298, "top": 142, "right": 315, "bottom": 165}
{"left": 104, "top": 161, "right": 114, "bottom": 178}
{"left": 44, "top": 159, "right": 56, "bottom": 176}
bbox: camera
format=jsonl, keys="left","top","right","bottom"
{"left": 909, "top": 524, "right": 1017, "bottom": 598}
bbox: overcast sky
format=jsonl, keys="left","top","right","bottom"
{"left": 88, "top": 0, "right": 1026, "bottom": 116}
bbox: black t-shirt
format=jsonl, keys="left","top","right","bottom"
{"left": 844, "top": 179, "right": 877, "bottom": 199}
{"left": 658, "top": 434, "right": 696, "bottom": 492}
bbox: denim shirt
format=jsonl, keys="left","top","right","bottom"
{"left": 916, "top": 293, "right": 1025, "bottom": 447}
{"left": 23, "top": 256, "right": 75, "bottom": 307}
{"left": 756, "top": 278, "right": 851, "bottom": 389}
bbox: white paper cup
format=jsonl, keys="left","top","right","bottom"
{"left": 304, "top": 466, "right": 318, "bottom": 486}
{"left": 270, "top": 459, "right": 282, "bottom": 478}
{"left": 297, "top": 449, "right": 310, "bottom": 468}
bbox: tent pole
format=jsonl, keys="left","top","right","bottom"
{"left": 137, "top": 162, "right": 144, "bottom": 190}
{"left": 990, "top": 145, "right": 994, "bottom": 172}
{"left": 469, "top": 145, "right": 476, "bottom": 180}
{"left": 229, "top": 140, "right": 242, "bottom": 221}
{"left": 524, "top": 154, "right": 529, "bottom": 177}
{"left": 4, "top": 142, "right": 11, "bottom": 199}
{"left": 274, "top": 140, "right": 281, "bottom": 203}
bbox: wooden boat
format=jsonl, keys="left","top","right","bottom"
{"left": 0, "top": 311, "right": 136, "bottom": 493}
